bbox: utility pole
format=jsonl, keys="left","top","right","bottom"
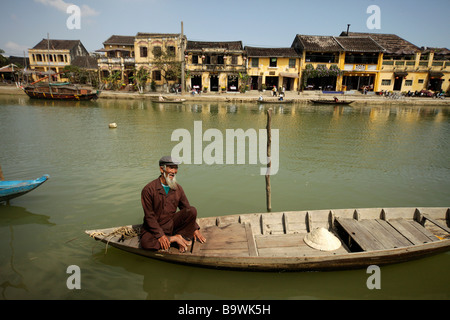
{"left": 181, "top": 21, "right": 185, "bottom": 95}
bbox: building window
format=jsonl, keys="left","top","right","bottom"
{"left": 217, "top": 55, "right": 224, "bottom": 65}
{"left": 306, "top": 52, "right": 338, "bottom": 63}
{"left": 153, "top": 70, "right": 161, "bottom": 81}
{"left": 289, "top": 59, "right": 296, "bottom": 68}
{"left": 167, "top": 46, "right": 175, "bottom": 57}
{"left": 270, "top": 57, "right": 277, "bottom": 67}
{"left": 251, "top": 58, "right": 259, "bottom": 68}
{"left": 231, "top": 55, "right": 237, "bottom": 65}
{"left": 418, "top": 79, "right": 424, "bottom": 84}
{"left": 381, "top": 79, "right": 391, "bottom": 86}
{"left": 140, "top": 46, "right": 148, "bottom": 58}
{"left": 405, "top": 80, "right": 413, "bottom": 86}
{"left": 192, "top": 55, "right": 199, "bottom": 64}
{"left": 204, "top": 55, "right": 211, "bottom": 64}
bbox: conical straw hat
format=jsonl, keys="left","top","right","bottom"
{"left": 304, "top": 227, "right": 341, "bottom": 251}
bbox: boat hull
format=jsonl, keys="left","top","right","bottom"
{"left": 86, "top": 207, "right": 450, "bottom": 272}
{"left": 24, "top": 89, "right": 99, "bottom": 101}
{"left": 310, "top": 100, "right": 353, "bottom": 105}
{"left": 0, "top": 175, "right": 49, "bottom": 202}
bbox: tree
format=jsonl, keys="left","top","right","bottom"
{"left": 238, "top": 72, "right": 250, "bottom": 93}
{"left": 0, "top": 49, "right": 9, "bottom": 67}
{"left": 130, "top": 67, "right": 149, "bottom": 93}
{"left": 62, "top": 65, "right": 99, "bottom": 88}
{"left": 152, "top": 49, "right": 181, "bottom": 92}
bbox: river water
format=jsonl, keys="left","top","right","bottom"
{"left": 0, "top": 95, "right": 449, "bottom": 300}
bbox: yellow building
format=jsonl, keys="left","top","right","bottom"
{"left": 28, "top": 38, "right": 90, "bottom": 82}
{"left": 96, "top": 35, "right": 135, "bottom": 86}
{"left": 134, "top": 33, "right": 185, "bottom": 91}
{"left": 343, "top": 32, "right": 450, "bottom": 93}
{"left": 292, "top": 35, "right": 384, "bottom": 92}
{"left": 185, "top": 41, "right": 246, "bottom": 92}
{"left": 245, "top": 47, "right": 301, "bottom": 92}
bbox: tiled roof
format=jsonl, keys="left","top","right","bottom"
{"left": 187, "top": 41, "right": 243, "bottom": 51}
{"left": 103, "top": 35, "right": 135, "bottom": 46}
{"left": 341, "top": 32, "right": 420, "bottom": 54}
{"left": 245, "top": 46, "right": 301, "bottom": 57}
{"left": 71, "top": 56, "right": 98, "bottom": 69}
{"left": 136, "top": 33, "right": 181, "bottom": 38}
{"left": 31, "top": 39, "right": 82, "bottom": 50}
{"left": 293, "top": 35, "right": 343, "bottom": 52}
{"left": 335, "top": 36, "right": 384, "bottom": 52}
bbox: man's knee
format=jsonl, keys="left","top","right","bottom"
{"left": 187, "top": 206, "right": 197, "bottom": 218}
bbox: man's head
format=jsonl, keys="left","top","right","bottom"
{"left": 159, "top": 156, "right": 180, "bottom": 190}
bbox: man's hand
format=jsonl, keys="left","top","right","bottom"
{"left": 194, "top": 229, "right": 206, "bottom": 243}
{"left": 158, "top": 235, "right": 171, "bottom": 250}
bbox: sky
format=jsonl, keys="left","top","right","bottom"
{"left": 1, "top": 0, "right": 449, "bottom": 57}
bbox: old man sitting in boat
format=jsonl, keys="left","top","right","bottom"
{"left": 140, "top": 156, "right": 206, "bottom": 252}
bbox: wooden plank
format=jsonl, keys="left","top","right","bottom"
{"left": 191, "top": 224, "right": 248, "bottom": 255}
{"left": 336, "top": 218, "right": 385, "bottom": 251}
{"left": 244, "top": 223, "right": 258, "bottom": 257}
{"left": 408, "top": 220, "right": 440, "bottom": 242}
{"left": 255, "top": 234, "right": 305, "bottom": 249}
{"left": 359, "top": 219, "right": 408, "bottom": 249}
{"left": 387, "top": 219, "right": 434, "bottom": 245}
{"left": 422, "top": 214, "right": 450, "bottom": 234}
{"left": 375, "top": 219, "right": 413, "bottom": 247}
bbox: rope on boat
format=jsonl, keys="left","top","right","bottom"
{"left": 90, "top": 226, "right": 140, "bottom": 253}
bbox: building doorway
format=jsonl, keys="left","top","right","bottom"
{"left": 191, "top": 75, "right": 202, "bottom": 92}
{"left": 429, "top": 77, "right": 443, "bottom": 92}
{"left": 227, "top": 75, "right": 238, "bottom": 91}
{"left": 394, "top": 76, "right": 403, "bottom": 91}
{"left": 210, "top": 75, "right": 219, "bottom": 91}
{"left": 265, "top": 76, "right": 278, "bottom": 90}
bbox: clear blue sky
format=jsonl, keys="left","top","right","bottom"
{"left": 1, "top": 0, "right": 449, "bottom": 57}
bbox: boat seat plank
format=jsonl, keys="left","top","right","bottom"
{"left": 374, "top": 219, "right": 413, "bottom": 247}
{"left": 335, "top": 218, "right": 386, "bottom": 251}
{"left": 387, "top": 219, "right": 436, "bottom": 245}
{"left": 191, "top": 223, "right": 254, "bottom": 257}
{"left": 255, "top": 233, "right": 348, "bottom": 257}
{"left": 359, "top": 219, "right": 412, "bottom": 248}
{"left": 244, "top": 223, "right": 258, "bottom": 257}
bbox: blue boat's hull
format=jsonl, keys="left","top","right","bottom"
{"left": 0, "top": 175, "right": 49, "bottom": 202}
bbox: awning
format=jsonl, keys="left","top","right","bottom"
{"left": 394, "top": 71, "right": 408, "bottom": 77}
{"left": 429, "top": 71, "right": 444, "bottom": 78}
{"left": 279, "top": 72, "right": 299, "bottom": 78}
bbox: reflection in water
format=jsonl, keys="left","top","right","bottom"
{"left": 0, "top": 96, "right": 449, "bottom": 299}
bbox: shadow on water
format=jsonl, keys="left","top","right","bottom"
{"left": 90, "top": 244, "right": 450, "bottom": 300}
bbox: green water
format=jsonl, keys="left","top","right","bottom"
{"left": 0, "top": 96, "right": 449, "bottom": 300}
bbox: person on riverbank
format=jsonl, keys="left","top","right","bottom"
{"left": 140, "top": 156, "right": 206, "bottom": 252}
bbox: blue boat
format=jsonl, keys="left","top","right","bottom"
{"left": 0, "top": 175, "right": 49, "bottom": 202}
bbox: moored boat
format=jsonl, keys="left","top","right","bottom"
{"left": 22, "top": 83, "right": 100, "bottom": 101}
{"left": 257, "top": 99, "right": 293, "bottom": 104}
{"left": 86, "top": 207, "right": 450, "bottom": 272}
{"left": 0, "top": 175, "right": 49, "bottom": 202}
{"left": 310, "top": 99, "right": 354, "bottom": 105}
{"left": 155, "top": 97, "right": 186, "bottom": 103}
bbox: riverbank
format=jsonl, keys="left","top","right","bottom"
{"left": 1, "top": 84, "right": 449, "bottom": 106}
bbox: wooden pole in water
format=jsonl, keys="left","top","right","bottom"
{"left": 266, "top": 108, "right": 272, "bottom": 212}
{"left": 180, "top": 21, "right": 185, "bottom": 95}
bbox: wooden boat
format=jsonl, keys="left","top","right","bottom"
{"left": 310, "top": 99, "right": 354, "bottom": 105}
{"left": 257, "top": 99, "right": 293, "bottom": 104}
{"left": 0, "top": 175, "right": 49, "bottom": 202}
{"left": 156, "top": 97, "right": 186, "bottom": 103}
{"left": 85, "top": 207, "right": 450, "bottom": 272}
{"left": 22, "top": 83, "right": 100, "bottom": 101}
